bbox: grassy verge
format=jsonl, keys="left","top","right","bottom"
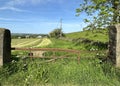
{"left": 0, "top": 57, "right": 120, "bottom": 86}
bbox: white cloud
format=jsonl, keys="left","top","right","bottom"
{"left": 4, "top": 0, "right": 55, "bottom": 6}
{"left": 0, "top": 0, "right": 61, "bottom": 12}
{"left": 0, "top": 17, "right": 25, "bottom": 22}
{"left": 0, "top": 6, "right": 28, "bottom": 12}
{"left": 6, "top": 0, "right": 24, "bottom": 6}
{"left": 0, "top": 0, "right": 50, "bottom": 12}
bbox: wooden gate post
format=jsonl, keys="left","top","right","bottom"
{"left": 108, "top": 24, "right": 120, "bottom": 67}
{"left": 0, "top": 28, "right": 11, "bottom": 66}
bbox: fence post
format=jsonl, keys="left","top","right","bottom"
{"left": 0, "top": 28, "right": 11, "bottom": 66}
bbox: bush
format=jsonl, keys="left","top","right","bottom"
{"left": 49, "top": 28, "right": 65, "bottom": 38}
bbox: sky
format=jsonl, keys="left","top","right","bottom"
{"left": 0, "top": 0, "right": 87, "bottom": 34}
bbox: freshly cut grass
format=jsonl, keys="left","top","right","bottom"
{"left": 12, "top": 38, "right": 52, "bottom": 48}
{"left": 12, "top": 39, "right": 42, "bottom": 48}
{"left": 36, "top": 38, "right": 52, "bottom": 47}
{"left": 12, "top": 39, "right": 39, "bottom": 47}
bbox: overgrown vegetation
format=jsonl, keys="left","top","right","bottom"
{"left": 1, "top": 54, "right": 120, "bottom": 86}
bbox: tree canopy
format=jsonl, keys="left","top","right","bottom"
{"left": 76, "top": 0, "right": 120, "bottom": 29}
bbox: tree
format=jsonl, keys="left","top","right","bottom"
{"left": 49, "top": 28, "right": 65, "bottom": 38}
{"left": 76, "top": 0, "right": 120, "bottom": 29}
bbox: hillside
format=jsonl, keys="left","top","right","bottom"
{"left": 66, "top": 29, "right": 109, "bottom": 43}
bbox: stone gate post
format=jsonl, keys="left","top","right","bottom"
{"left": 109, "top": 24, "right": 120, "bottom": 67}
{"left": 0, "top": 28, "right": 11, "bottom": 66}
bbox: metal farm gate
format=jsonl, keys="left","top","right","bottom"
{"left": 11, "top": 48, "right": 80, "bottom": 63}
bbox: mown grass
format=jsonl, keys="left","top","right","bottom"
{"left": 12, "top": 38, "right": 51, "bottom": 48}
{"left": 11, "top": 38, "right": 38, "bottom": 46}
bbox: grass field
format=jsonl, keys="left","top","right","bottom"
{"left": 12, "top": 38, "right": 52, "bottom": 48}
{"left": 1, "top": 30, "right": 120, "bottom": 86}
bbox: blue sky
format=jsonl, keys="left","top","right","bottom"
{"left": 0, "top": 0, "right": 87, "bottom": 34}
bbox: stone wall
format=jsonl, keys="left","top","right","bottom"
{"left": 109, "top": 24, "right": 120, "bottom": 67}
{"left": 0, "top": 28, "right": 11, "bottom": 66}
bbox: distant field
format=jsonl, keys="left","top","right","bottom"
{"left": 11, "top": 38, "right": 52, "bottom": 48}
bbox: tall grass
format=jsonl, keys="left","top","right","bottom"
{"left": 0, "top": 56, "right": 120, "bottom": 86}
